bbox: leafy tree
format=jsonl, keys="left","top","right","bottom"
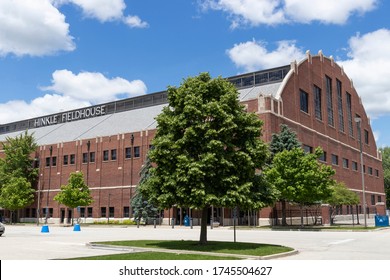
{"left": 0, "top": 131, "right": 38, "bottom": 222}
{"left": 265, "top": 147, "right": 335, "bottom": 227}
{"left": 53, "top": 172, "right": 93, "bottom": 225}
{"left": 140, "top": 73, "right": 275, "bottom": 244}
{"left": 268, "top": 124, "right": 301, "bottom": 225}
{"left": 131, "top": 155, "right": 158, "bottom": 224}
{"left": 379, "top": 147, "right": 390, "bottom": 208}
{"left": 326, "top": 181, "right": 360, "bottom": 224}
{"left": 0, "top": 176, "right": 35, "bottom": 223}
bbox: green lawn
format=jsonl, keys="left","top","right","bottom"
{"left": 93, "top": 240, "right": 293, "bottom": 257}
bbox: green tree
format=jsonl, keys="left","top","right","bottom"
{"left": 132, "top": 155, "right": 158, "bottom": 224}
{"left": 326, "top": 181, "right": 360, "bottom": 224}
{"left": 0, "top": 176, "right": 35, "bottom": 223}
{"left": 265, "top": 147, "right": 335, "bottom": 227}
{"left": 53, "top": 172, "right": 93, "bottom": 225}
{"left": 268, "top": 124, "right": 301, "bottom": 225}
{"left": 0, "top": 131, "right": 38, "bottom": 222}
{"left": 379, "top": 147, "right": 390, "bottom": 209}
{"left": 140, "top": 73, "right": 275, "bottom": 244}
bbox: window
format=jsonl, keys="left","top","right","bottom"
{"left": 109, "top": 207, "right": 115, "bottom": 218}
{"left": 123, "top": 206, "right": 130, "bottom": 218}
{"left": 364, "top": 129, "right": 369, "bottom": 145}
{"left": 375, "top": 169, "right": 379, "bottom": 177}
{"left": 82, "top": 152, "right": 88, "bottom": 163}
{"left": 111, "top": 149, "right": 117, "bottom": 161}
{"left": 314, "top": 85, "right": 322, "bottom": 120}
{"left": 103, "top": 150, "right": 109, "bottom": 161}
{"left": 303, "top": 145, "right": 313, "bottom": 154}
{"left": 43, "top": 208, "right": 53, "bottom": 218}
{"left": 352, "top": 161, "right": 358, "bottom": 171}
{"left": 63, "top": 155, "right": 68, "bottom": 165}
{"left": 337, "top": 79, "right": 344, "bottom": 132}
{"left": 342, "top": 158, "right": 349, "bottom": 169}
{"left": 101, "top": 207, "right": 107, "bottom": 217}
{"left": 79, "top": 207, "right": 85, "bottom": 218}
{"left": 134, "top": 146, "right": 140, "bottom": 158}
{"left": 45, "top": 157, "right": 50, "bottom": 167}
{"left": 368, "top": 166, "right": 373, "bottom": 175}
{"left": 90, "top": 152, "right": 95, "bottom": 163}
{"left": 371, "top": 195, "right": 375, "bottom": 205}
{"left": 52, "top": 156, "right": 57, "bottom": 167}
{"left": 331, "top": 154, "right": 339, "bottom": 165}
{"left": 125, "top": 147, "right": 132, "bottom": 159}
{"left": 300, "top": 90, "right": 309, "bottom": 113}
{"left": 346, "top": 92, "right": 353, "bottom": 137}
{"left": 87, "top": 207, "right": 93, "bottom": 218}
{"left": 70, "top": 154, "right": 75, "bottom": 165}
{"left": 326, "top": 76, "right": 334, "bottom": 126}
{"left": 319, "top": 151, "right": 327, "bottom": 162}
{"left": 378, "top": 196, "right": 382, "bottom": 203}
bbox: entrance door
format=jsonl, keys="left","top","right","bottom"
{"left": 67, "top": 209, "right": 72, "bottom": 224}
{"left": 60, "top": 209, "right": 65, "bottom": 224}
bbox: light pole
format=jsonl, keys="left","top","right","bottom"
{"left": 355, "top": 117, "right": 367, "bottom": 228}
{"left": 129, "top": 134, "right": 134, "bottom": 219}
{"left": 45, "top": 145, "right": 53, "bottom": 224}
{"left": 86, "top": 140, "right": 90, "bottom": 185}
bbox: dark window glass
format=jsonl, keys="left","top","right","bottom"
{"left": 111, "top": 149, "right": 117, "bottom": 161}
{"left": 337, "top": 79, "right": 344, "bottom": 132}
{"left": 303, "top": 145, "right": 313, "bottom": 154}
{"left": 319, "top": 151, "right": 327, "bottom": 162}
{"left": 70, "top": 154, "right": 75, "bottom": 165}
{"left": 63, "top": 155, "right": 68, "bottom": 165}
{"left": 331, "top": 154, "right": 339, "bottom": 165}
{"left": 125, "top": 147, "right": 131, "bottom": 159}
{"left": 364, "top": 129, "right": 369, "bottom": 145}
{"left": 103, "top": 150, "right": 109, "bottom": 161}
{"left": 375, "top": 169, "right": 379, "bottom": 177}
{"left": 90, "top": 152, "right": 95, "bottom": 163}
{"left": 123, "top": 207, "right": 129, "bottom": 218}
{"left": 87, "top": 207, "right": 93, "bottom": 218}
{"left": 52, "top": 156, "right": 57, "bottom": 167}
{"left": 134, "top": 146, "right": 140, "bottom": 158}
{"left": 314, "top": 85, "right": 322, "bottom": 120}
{"left": 109, "top": 207, "right": 115, "bottom": 218}
{"left": 82, "top": 152, "right": 88, "bottom": 163}
{"left": 368, "top": 166, "right": 373, "bottom": 175}
{"left": 101, "top": 207, "right": 106, "bottom": 217}
{"left": 342, "top": 158, "right": 349, "bottom": 168}
{"left": 300, "top": 90, "right": 309, "bottom": 113}
{"left": 46, "top": 157, "right": 50, "bottom": 167}
{"left": 346, "top": 92, "right": 353, "bottom": 136}
{"left": 326, "top": 76, "right": 334, "bottom": 126}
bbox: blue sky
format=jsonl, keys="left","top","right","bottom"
{"left": 1, "top": 0, "right": 390, "bottom": 147}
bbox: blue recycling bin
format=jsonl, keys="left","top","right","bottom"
{"left": 374, "top": 215, "right": 389, "bottom": 227}
{"left": 73, "top": 223, "right": 81, "bottom": 231}
{"left": 184, "top": 215, "right": 190, "bottom": 227}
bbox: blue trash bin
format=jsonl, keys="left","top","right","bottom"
{"left": 184, "top": 215, "right": 190, "bottom": 227}
{"left": 374, "top": 215, "right": 389, "bottom": 227}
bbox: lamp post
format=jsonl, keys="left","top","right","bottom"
{"left": 355, "top": 117, "right": 367, "bottom": 228}
{"left": 86, "top": 140, "right": 90, "bottom": 186}
{"left": 129, "top": 134, "right": 134, "bottom": 219}
{"left": 45, "top": 145, "right": 53, "bottom": 224}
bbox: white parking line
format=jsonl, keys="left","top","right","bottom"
{"left": 328, "top": 239, "right": 355, "bottom": 245}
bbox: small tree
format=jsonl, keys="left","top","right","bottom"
{"left": 268, "top": 124, "right": 301, "bottom": 225}
{"left": 265, "top": 147, "right": 335, "bottom": 227}
{"left": 132, "top": 155, "right": 158, "bottom": 224}
{"left": 0, "top": 176, "right": 35, "bottom": 223}
{"left": 53, "top": 172, "right": 93, "bottom": 225}
{"left": 326, "top": 181, "right": 360, "bottom": 224}
{"left": 379, "top": 147, "right": 390, "bottom": 209}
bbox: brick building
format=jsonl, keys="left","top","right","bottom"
{"left": 0, "top": 51, "right": 385, "bottom": 225}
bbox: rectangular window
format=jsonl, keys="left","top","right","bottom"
{"left": 123, "top": 206, "right": 130, "bottom": 218}
{"left": 45, "top": 157, "right": 50, "bottom": 167}
{"left": 303, "top": 145, "right": 313, "bottom": 154}
{"left": 87, "top": 207, "right": 93, "bottom": 218}
{"left": 364, "top": 129, "right": 369, "bottom": 145}
{"left": 371, "top": 195, "right": 375, "bottom": 205}
{"left": 111, "top": 149, "right": 117, "bottom": 161}
{"left": 100, "top": 207, "right": 106, "bottom": 218}
{"left": 337, "top": 79, "right": 344, "bottom": 132}
{"left": 82, "top": 152, "right": 88, "bottom": 163}
{"left": 346, "top": 92, "right": 353, "bottom": 137}
{"left": 326, "top": 76, "right": 334, "bottom": 126}
{"left": 378, "top": 196, "right": 382, "bottom": 203}
{"left": 70, "top": 154, "right": 75, "bottom": 165}
{"left": 363, "top": 165, "right": 366, "bottom": 173}
{"left": 134, "top": 146, "right": 140, "bottom": 158}
{"left": 52, "top": 156, "right": 57, "bottom": 167}
{"left": 109, "top": 207, "right": 115, "bottom": 218}
{"left": 314, "top": 85, "right": 322, "bottom": 120}
{"left": 63, "top": 155, "right": 68, "bottom": 165}
{"left": 319, "top": 151, "right": 327, "bottom": 162}
{"left": 368, "top": 166, "right": 373, "bottom": 175}
{"left": 331, "top": 154, "right": 339, "bottom": 165}
{"left": 375, "top": 169, "right": 379, "bottom": 177}
{"left": 103, "top": 150, "right": 109, "bottom": 161}
{"left": 300, "top": 89, "right": 309, "bottom": 113}
{"left": 342, "top": 158, "right": 349, "bottom": 168}
{"left": 125, "top": 147, "right": 132, "bottom": 159}
{"left": 80, "top": 207, "right": 85, "bottom": 218}
{"left": 352, "top": 161, "right": 358, "bottom": 171}
{"left": 89, "top": 152, "right": 95, "bottom": 163}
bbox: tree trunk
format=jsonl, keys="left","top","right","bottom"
{"left": 281, "top": 200, "right": 287, "bottom": 226}
{"left": 199, "top": 207, "right": 208, "bottom": 245}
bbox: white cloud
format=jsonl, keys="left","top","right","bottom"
{"left": 0, "top": 70, "right": 147, "bottom": 123}
{"left": 42, "top": 70, "right": 147, "bottom": 103}
{"left": 0, "top": 0, "right": 75, "bottom": 57}
{"left": 61, "top": 0, "right": 149, "bottom": 28}
{"left": 338, "top": 29, "right": 390, "bottom": 118}
{"left": 201, "top": 0, "right": 378, "bottom": 27}
{"left": 227, "top": 40, "right": 305, "bottom": 71}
